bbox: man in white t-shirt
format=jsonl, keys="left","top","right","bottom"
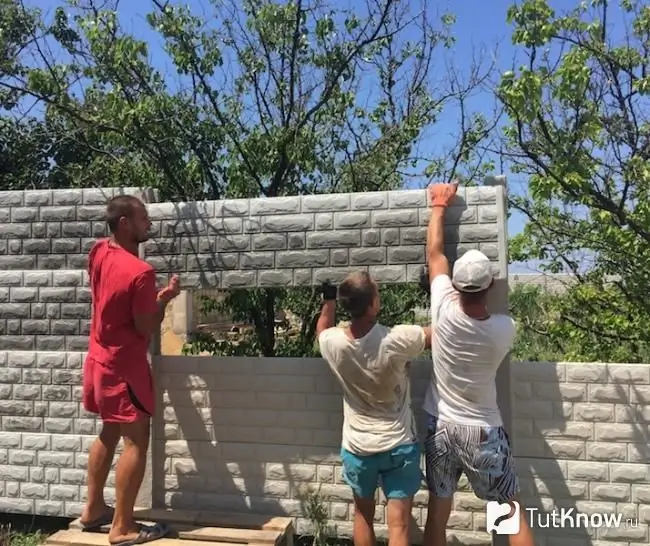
{"left": 316, "top": 273, "right": 432, "bottom": 546}
{"left": 422, "top": 183, "right": 535, "bottom": 546}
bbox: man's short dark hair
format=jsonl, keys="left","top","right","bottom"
{"left": 339, "top": 271, "right": 377, "bottom": 319}
{"left": 106, "top": 195, "right": 144, "bottom": 233}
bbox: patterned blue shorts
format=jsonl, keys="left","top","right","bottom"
{"left": 424, "top": 414, "right": 519, "bottom": 502}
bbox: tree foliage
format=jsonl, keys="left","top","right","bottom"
{"left": 1, "top": 0, "right": 499, "bottom": 356}
{"left": 184, "top": 282, "right": 430, "bottom": 357}
{"left": 509, "top": 282, "right": 650, "bottom": 362}
{"left": 499, "top": 0, "right": 650, "bottom": 361}
{"left": 7, "top": 0, "right": 650, "bottom": 361}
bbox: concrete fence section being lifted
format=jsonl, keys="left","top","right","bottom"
{"left": 141, "top": 183, "right": 508, "bottom": 289}
{"left": 0, "top": 181, "right": 508, "bottom": 353}
{"left": 1, "top": 182, "right": 647, "bottom": 545}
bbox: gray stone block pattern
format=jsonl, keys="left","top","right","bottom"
{"left": 0, "top": 187, "right": 157, "bottom": 517}
{"left": 0, "top": 182, "right": 508, "bottom": 525}
{"left": 0, "top": 349, "right": 121, "bottom": 518}
{"left": 144, "top": 186, "right": 507, "bottom": 289}
{"left": 0, "top": 187, "right": 159, "bottom": 353}
{"left": 1, "top": 185, "right": 506, "bottom": 352}
{"left": 153, "top": 357, "right": 650, "bottom": 546}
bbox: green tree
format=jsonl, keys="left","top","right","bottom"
{"left": 0, "top": 0, "right": 115, "bottom": 190}
{"left": 2, "top": 0, "right": 499, "bottom": 356}
{"left": 0, "top": 0, "right": 53, "bottom": 189}
{"left": 498, "top": 0, "right": 650, "bottom": 362}
{"left": 509, "top": 282, "right": 650, "bottom": 363}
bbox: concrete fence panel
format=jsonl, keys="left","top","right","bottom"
{"left": 151, "top": 357, "right": 650, "bottom": 546}
{"left": 142, "top": 184, "right": 507, "bottom": 289}
{"left": 0, "top": 183, "right": 514, "bottom": 544}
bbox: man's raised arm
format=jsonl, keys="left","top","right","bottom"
{"left": 427, "top": 182, "right": 459, "bottom": 284}
{"left": 315, "top": 281, "right": 338, "bottom": 338}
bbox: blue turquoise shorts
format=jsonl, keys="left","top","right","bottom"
{"left": 340, "top": 443, "right": 422, "bottom": 499}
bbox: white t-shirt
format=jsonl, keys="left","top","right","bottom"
{"left": 318, "top": 323, "right": 426, "bottom": 455}
{"left": 423, "top": 275, "right": 516, "bottom": 426}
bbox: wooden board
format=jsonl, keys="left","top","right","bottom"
{"left": 67, "top": 522, "right": 282, "bottom": 545}
{"left": 64, "top": 509, "right": 294, "bottom": 546}
{"left": 47, "top": 530, "right": 233, "bottom": 546}
{"left": 69, "top": 509, "right": 292, "bottom": 533}
{"left": 134, "top": 509, "right": 293, "bottom": 532}
{"left": 178, "top": 525, "right": 281, "bottom": 544}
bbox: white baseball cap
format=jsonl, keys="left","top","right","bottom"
{"left": 451, "top": 249, "right": 493, "bottom": 293}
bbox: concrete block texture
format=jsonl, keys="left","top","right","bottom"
{"left": 0, "top": 354, "right": 648, "bottom": 545}
{"left": 145, "top": 358, "right": 650, "bottom": 546}
{"left": 0, "top": 187, "right": 159, "bottom": 352}
{"left": 0, "top": 350, "right": 122, "bottom": 518}
{"left": 142, "top": 186, "right": 507, "bottom": 288}
{"left": 0, "top": 184, "right": 504, "bottom": 351}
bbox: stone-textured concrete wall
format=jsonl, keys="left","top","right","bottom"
{"left": 0, "top": 185, "right": 507, "bottom": 353}
{"left": 511, "top": 361, "right": 650, "bottom": 546}
{"left": 0, "top": 353, "right": 648, "bottom": 546}
{"left": 2, "top": 184, "right": 647, "bottom": 546}
{"left": 0, "top": 183, "right": 507, "bottom": 520}
{"left": 144, "top": 185, "right": 507, "bottom": 289}
{"left": 0, "top": 187, "right": 159, "bottom": 353}
{"left": 0, "top": 187, "right": 159, "bottom": 516}
{"left": 152, "top": 358, "right": 650, "bottom": 546}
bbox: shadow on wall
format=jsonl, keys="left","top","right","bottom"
{"left": 152, "top": 357, "right": 435, "bottom": 541}
{"left": 149, "top": 358, "right": 650, "bottom": 545}
{"left": 510, "top": 362, "right": 650, "bottom": 546}
{"left": 152, "top": 359, "right": 283, "bottom": 517}
{"left": 412, "top": 361, "right": 650, "bottom": 546}
{"left": 511, "top": 362, "right": 594, "bottom": 546}
{"left": 143, "top": 193, "right": 476, "bottom": 290}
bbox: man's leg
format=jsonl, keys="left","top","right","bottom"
{"left": 341, "top": 448, "right": 379, "bottom": 546}
{"left": 422, "top": 416, "right": 462, "bottom": 546}
{"left": 93, "top": 363, "right": 167, "bottom": 545}
{"left": 81, "top": 422, "right": 121, "bottom": 526}
{"left": 379, "top": 443, "right": 422, "bottom": 546}
{"left": 81, "top": 356, "right": 119, "bottom": 528}
{"left": 498, "top": 501, "right": 535, "bottom": 546}
{"left": 385, "top": 499, "right": 412, "bottom": 546}
{"left": 110, "top": 416, "right": 152, "bottom": 544}
{"left": 353, "top": 496, "right": 376, "bottom": 546}
{"left": 423, "top": 497, "right": 452, "bottom": 546}
{"left": 461, "top": 425, "right": 535, "bottom": 546}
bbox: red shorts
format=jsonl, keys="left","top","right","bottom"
{"left": 83, "top": 355, "right": 155, "bottom": 423}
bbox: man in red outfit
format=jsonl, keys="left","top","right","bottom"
{"left": 80, "top": 195, "right": 181, "bottom": 546}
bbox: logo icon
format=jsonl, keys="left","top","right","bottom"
{"left": 486, "top": 501, "right": 520, "bottom": 534}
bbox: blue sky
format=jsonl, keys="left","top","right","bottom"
{"left": 26, "top": 0, "right": 605, "bottom": 273}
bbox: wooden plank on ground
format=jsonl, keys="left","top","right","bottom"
{"left": 64, "top": 523, "right": 281, "bottom": 545}
{"left": 69, "top": 507, "right": 150, "bottom": 531}
{"left": 130, "top": 509, "right": 292, "bottom": 532}
{"left": 177, "top": 526, "right": 280, "bottom": 544}
{"left": 45, "top": 530, "right": 234, "bottom": 546}
{"left": 195, "top": 512, "right": 291, "bottom": 533}
{"left": 69, "top": 521, "right": 158, "bottom": 534}
{"left": 132, "top": 509, "right": 198, "bottom": 526}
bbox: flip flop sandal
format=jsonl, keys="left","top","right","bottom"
{"left": 80, "top": 506, "right": 115, "bottom": 531}
{"left": 110, "top": 523, "right": 170, "bottom": 546}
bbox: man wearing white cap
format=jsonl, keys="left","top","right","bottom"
{"left": 421, "top": 183, "right": 534, "bottom": 546}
